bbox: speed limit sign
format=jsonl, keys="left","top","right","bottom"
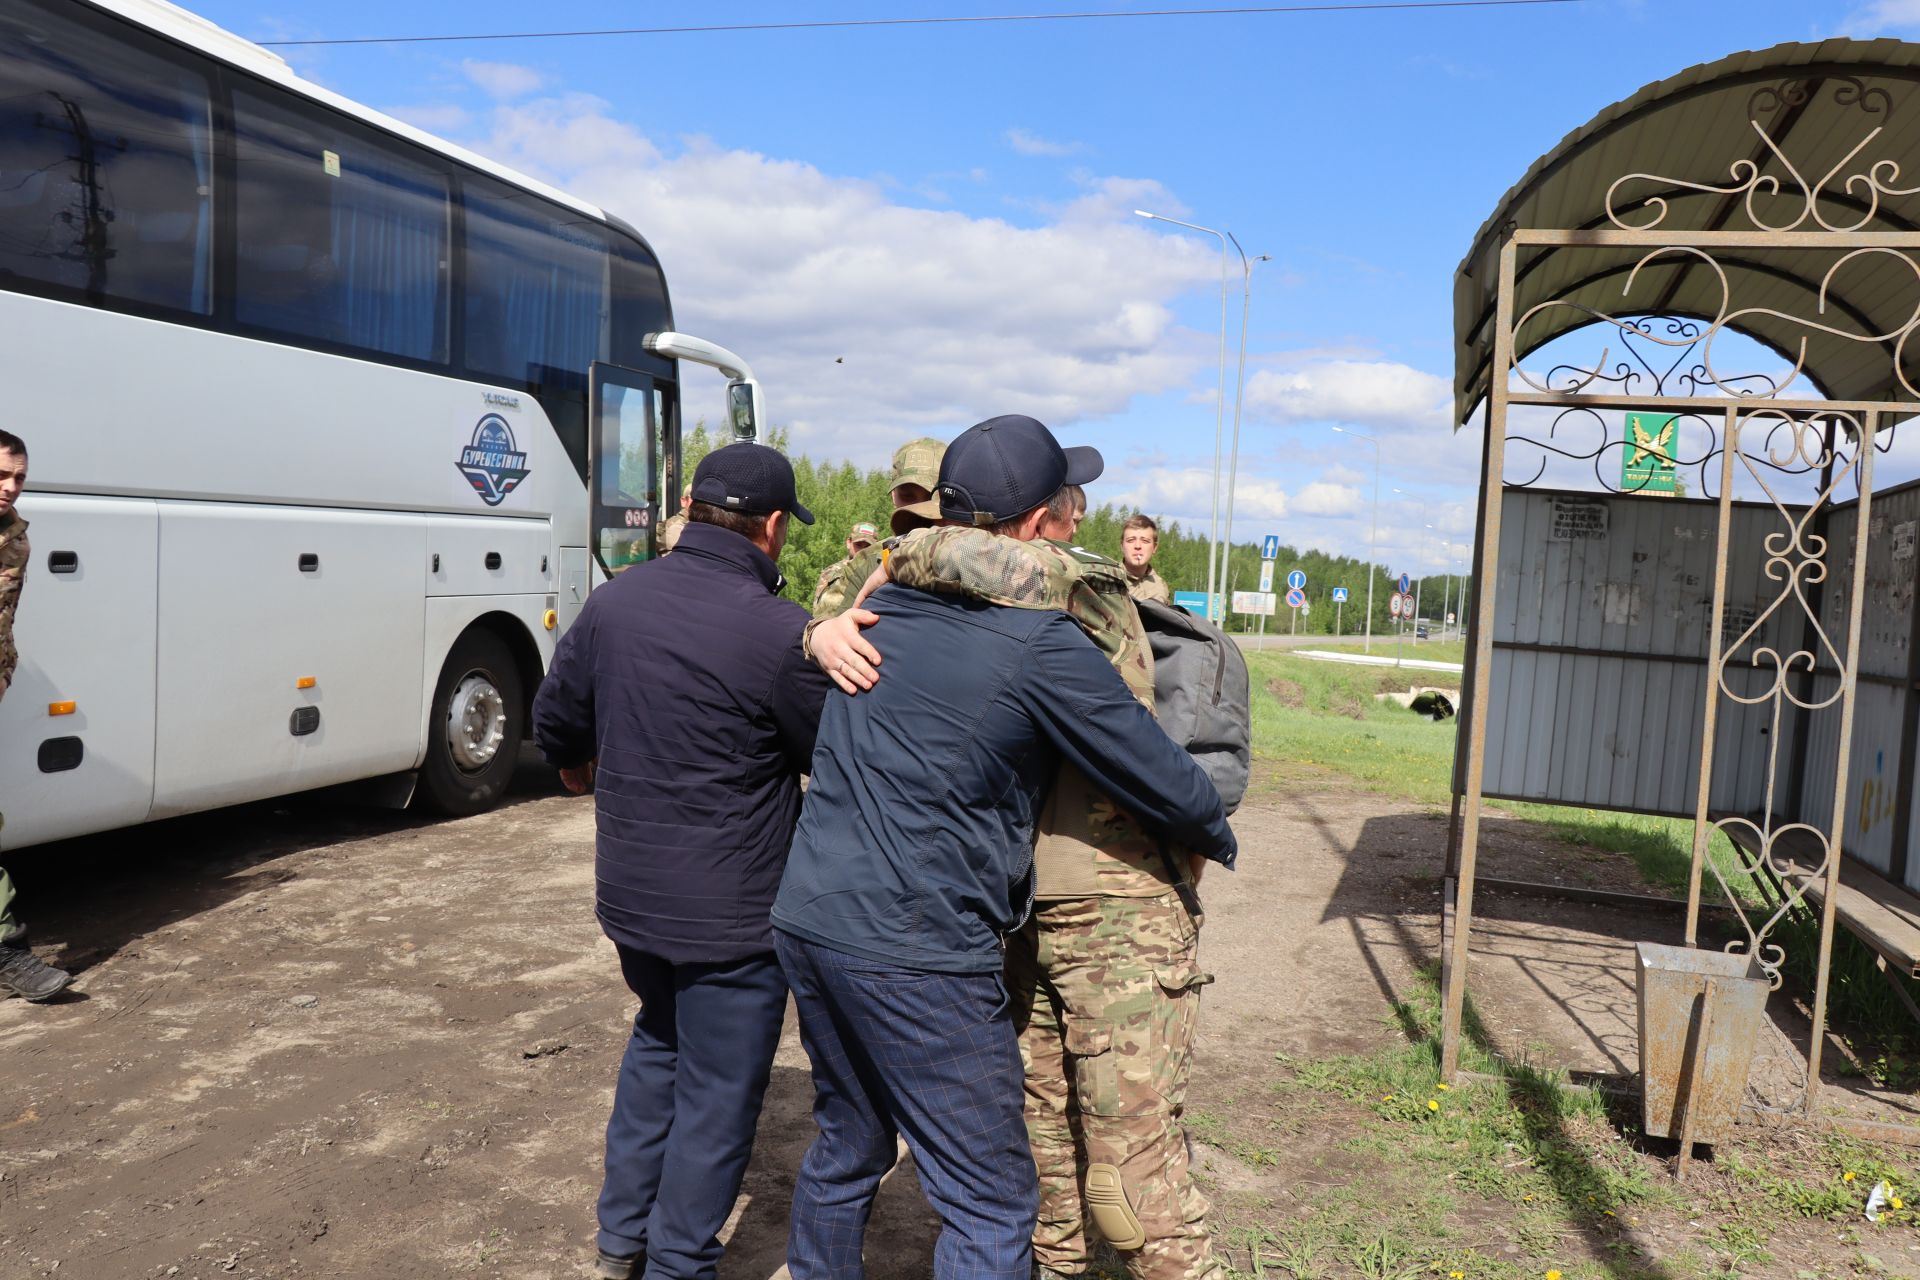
{"left": 1389, "top": 592, "right": 1405, "bottom": 619}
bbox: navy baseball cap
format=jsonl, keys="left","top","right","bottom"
{"left": 936, "top": 415, "right": 1104, "bottom": 526}
{"left": 691, "top": 443, "right": 815, "bottom": 524}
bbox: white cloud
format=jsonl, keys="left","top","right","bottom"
{"left": 462, "top": 59, "right": 545, "bottom": 100}
{"left": 469, "top": 95, "right": 1218, "bottom": 460}
{"left": 1289, "top": 481, "right": 1362, "bottom": 517}
{"left": 1108, "top": 466, "right": 1290, "bottom": 526}
{"left": 1244, "top": 359, "right": 1451, "bottom": 429}
{"left": 1006, "top": 128, "right": 1083, "bottom": 158}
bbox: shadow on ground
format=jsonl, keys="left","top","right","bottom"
{"left": 3, "top": 746, "right": 569, "bottom": 977}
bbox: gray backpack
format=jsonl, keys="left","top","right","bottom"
{"left": 1134, "top": 599, "right": 1251, "bottom": 817}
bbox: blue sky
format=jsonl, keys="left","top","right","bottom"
{"left": 183, "top": 0, "right": 1916, "bottom": 576}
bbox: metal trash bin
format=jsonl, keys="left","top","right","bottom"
{"left": 1636, "top": 942, "right": 1769, "bottom": 1146}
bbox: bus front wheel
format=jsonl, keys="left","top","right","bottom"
{"left": 420, "top": 629, "right": 525, "bottom": 816}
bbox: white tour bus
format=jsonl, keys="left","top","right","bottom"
{"left": 0, "top": 0, "right": 764, "bottom": 847}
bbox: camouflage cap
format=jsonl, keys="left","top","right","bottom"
{"left": 848, "top": 520, "right": 880, "bottom": 545}
{"left": 890, "top": 437, "right": 946, "bottom": 494}
{"left": 891, "top": 498, "right": 942, "bottom": 536}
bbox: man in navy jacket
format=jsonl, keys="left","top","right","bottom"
{"left": 772, "top": 417, "right": 1237, "bottom": 1280}
{"left": 533, "top": 442, "right": 830, "bottom": 1280}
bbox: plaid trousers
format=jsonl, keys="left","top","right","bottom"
{"left": 775, "top": 930, "right": 1037, "bottom": 1280}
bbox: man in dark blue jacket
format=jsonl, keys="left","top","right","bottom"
{"left": 772, "top": 416, "right": 1237, "bottom": 1280}
{"left": 533, "top": 442, "right": 831, "bottom": 1280}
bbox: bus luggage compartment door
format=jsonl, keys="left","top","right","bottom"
{"left": 0, "top": 495, "right": 158, "bottom": 849}
{"left": 151, "top": 503, "right": 427, "bottom": 817}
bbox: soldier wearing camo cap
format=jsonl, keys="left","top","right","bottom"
{"left": 809, "top": 437, "right": 946, "bottom": 618}
{"left": 811, "top": 520, "right": 881, "bottom": 613}
{"left": 819, "top": 485, "right": 1225, "bottom": 1280}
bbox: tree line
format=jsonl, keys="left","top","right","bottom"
{"left": 678, "top": 424, "right": 1470, "bottom": 635}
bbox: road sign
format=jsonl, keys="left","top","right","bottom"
{"left": 1398, "top": 572, "right": 1412, "bottom": 594}
{"left": 1447, "top": 612, "right": 1456, "bottom": 624}
{"left": 1261, "top": 535, "right": 1280, "bottom": 561}
{"left": 1389, "top": 592, "right": 1405, "bottom": 618}
{"left": 1173, "top": 590, "right": 1214, "bottom": 615}
{"left": 1286, "top": 569, "right": 1307, "bottom": 591}
{"left": 1233, "top": 590, "right": 1277, "bottom": 616}
{"left": 1332, "top": 586, "right": 1349, "bottom": 603}
{"left": 1285, "top": 587, "right": 1307, "bottom": 609}
{"left": 1258, "top": 562, "right": 1274, "bottom": 593}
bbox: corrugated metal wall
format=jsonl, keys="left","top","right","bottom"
{"left": 1791, "top": 482, "right": 1920, "bottom": 886}
{"left": 1485, "top": 490, "right": 1802, "bottom": 820}
{"left": 1481, "top": 482, "right": 1920, "bottom": 892}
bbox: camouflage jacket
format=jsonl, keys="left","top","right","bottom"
{"left": 812, "top": 543, "right": 885, "bottom": 617}
{"left": 1128, "top": 566, "right": 1172, "bottom": 605}
{"left": 658, "top": 512, "right": 688, "bottom": 554}
{"left": 0, "top": 512, "right": 27, "bottom": 702}
{"left": 886, "top": 527, "right": 1179, "bottom": 899}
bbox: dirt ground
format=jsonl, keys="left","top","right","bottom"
{"left": 0, "top": 759, "right": 1913, "bottom": 1278}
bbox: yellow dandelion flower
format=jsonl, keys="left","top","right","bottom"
{"left": 1845, "top": 1171, "right": 1857, "bottom": 1182}
{"left": 1547, "top": 1272, "right": 1563, "bottom": 1280}
{"left": 1428, "top": 1099, "right": 1440, "bottom": 1111}
{"left": 1450, "top": 1273, "right": 1464, "bottom": 1279}
{"left": 1383, "top": 1094, "right": 1395, "bottom": 1102}
{"left": 1895, "top": 1195, "right": 1906, "bottom": 1210}
{"left": 1523, "top": 1194, "right": 1534, "bottom": 1202}
{"left": 1437, "top": 1083, "right": 1451, "bottom": 1091}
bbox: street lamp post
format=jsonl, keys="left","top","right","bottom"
{"left": 1137, "top": 209, "right": 1230, "bottom": 623}
{"left": 1330, "top": 426, "right": 1380, "bottom": 652}
{"left": 1218, "top": 245, "right": 1272, "bottom": 619}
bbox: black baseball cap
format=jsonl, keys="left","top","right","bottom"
{"left": 936, "top": 415, "right": 1103, "bottom": 526}
{"left": 691, "top": 443, "right": 815, "bottom": 524}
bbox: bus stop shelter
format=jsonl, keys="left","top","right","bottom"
{"left": 1444, "top": 38, "right": 1920, "bottom": 1134}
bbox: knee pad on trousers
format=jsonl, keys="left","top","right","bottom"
{"left": 1084, "top": 1163, "right": 1145, "bottom": 1251}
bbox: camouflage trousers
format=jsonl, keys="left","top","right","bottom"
{"left": 1006, "top": 894, "right": 1222, "bottom": 1280}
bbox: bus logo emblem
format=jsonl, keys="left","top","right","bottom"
{"left": 457, "top": 414, "right": 530, "bottom": 506}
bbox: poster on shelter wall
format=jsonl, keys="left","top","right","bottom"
{"left": 1622, "top": 411, "right": 1679, "bottom": 496}
{"left": 1550, "top": 497, "right": 1609, "bottom": 542}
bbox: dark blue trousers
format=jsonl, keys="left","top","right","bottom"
{"left": 774, "top": 930, "right": 1036, "bottom": 1280}
{"left": 596, "top": 944, "right": 788, "bottom": 1279}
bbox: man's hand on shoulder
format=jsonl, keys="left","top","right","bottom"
{"left": 808, "top": 609, "right": 883, "bottom": 694}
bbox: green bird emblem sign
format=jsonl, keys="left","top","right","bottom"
{"left": 1622, "top": 411, "right": 1679, "bottom": 495}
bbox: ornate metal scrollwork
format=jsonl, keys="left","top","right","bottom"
{"left": 1510, "top": 243, "right": 1920, "bottom": 401}
{"left": 1607, "top": 117, "right": 1920, "bottom": 234}
{"left": 1747, "top": 75, "right": 1892, "bottom": 123}
{"left": 1689, "top": 410, "right": 1870, "bottom": 990}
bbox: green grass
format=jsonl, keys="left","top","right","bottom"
{"left": 1306, "top": 638, "right": 1469, "bottom": 666}
{"left": 1246, "top": 651, "right": 1753, "bottom": 902}
{"left": 1279, "top": 968, "right": 1668, "bottom": 1219}
{"left": 1247, "top": 647, "right": 1920, "bottom": 1081}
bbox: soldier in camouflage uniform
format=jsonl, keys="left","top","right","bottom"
{"left": 1121, "top": 514, "right": 1172, "bottom": 605}
{"left": 657, "top": 482, "right": 692, "bottom": 554}
{"left": 882, "top": 503, "right": 1223, "bottom": 1280}
{"left": 810, "top": 437, "right": 946, "bottom": 618}
{"left": 0, "top": 431, "right": 73, "bottom": 1002}
{"left": 811, "top": 521, "right": 880, "bottom": 614}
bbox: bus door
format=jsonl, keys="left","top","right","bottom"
{"left": 588, "top": 362, "right": 668, "bottom": 578}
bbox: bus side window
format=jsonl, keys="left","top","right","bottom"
{"left": 0, "top": 3, "right": 213, "bottom": 314}
{"left": 232, "top": 90, "right": 450, "bottom": 363}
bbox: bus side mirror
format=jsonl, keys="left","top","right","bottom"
{"left": 728, "top": 380, "right": 763, "bottom": 443}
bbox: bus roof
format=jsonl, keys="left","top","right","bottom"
{"left": 86, "top": 0, "right": 610, "bottom": 224}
